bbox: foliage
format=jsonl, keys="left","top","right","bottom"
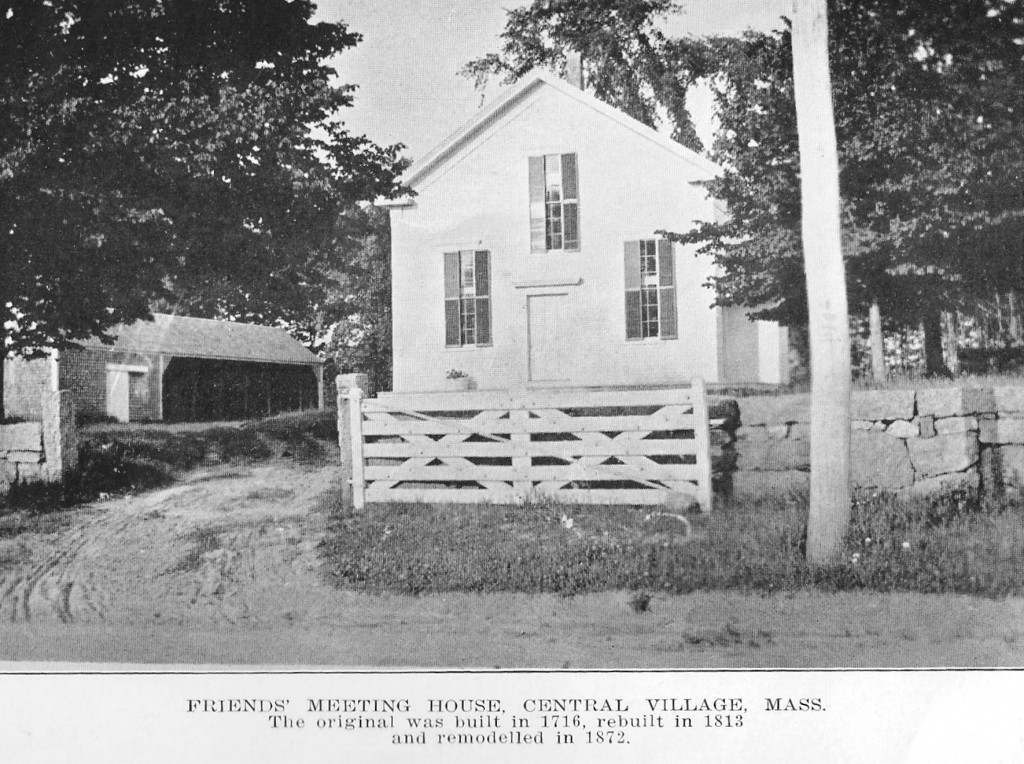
{"left": 323, "top": 205, "right": 393, "bottom": 394}
{"left": 462, "top": 0, "right": 706, "bottom": 151}
{"left": 0, "top": 0, "right": 405, "bottom": 406}
{"left": 671, "top": 0, "right": 1024, "bottom": 330}
{"left": 319, "top": 490, "right": 1024, "bottom": 597}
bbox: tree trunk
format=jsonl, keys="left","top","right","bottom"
{"left": 942, "top": 311, "right": 960, "bottom": 375}
{"left": 921, "top": 310, "right": 948, "bottom": 376}
{"left": 0, "top": 350, "right": 5, "bottom": 421}
{"left": 791, "top": 0, "right": 852, "bottom": 566}
{"left": 869, "top": 301, "right": 885, "bottom": 383}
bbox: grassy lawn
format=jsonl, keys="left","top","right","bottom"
{"left": 320, "top": 489, "right": 1024, "bottom": 598}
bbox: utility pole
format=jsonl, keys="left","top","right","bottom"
{"left": 791, "top": 0, "right": 852, "bottom": 564}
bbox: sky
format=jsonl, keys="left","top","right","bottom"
{"left": 315, "top": 0, "right": 791, "bottom": 161}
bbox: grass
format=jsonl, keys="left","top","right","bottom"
{"left": 319, "top": 489, "right": 1024, "bottom": 597}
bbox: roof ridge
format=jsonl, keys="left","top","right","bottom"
{"left": 403, "top": 70, "right": 720, "bottom": 187}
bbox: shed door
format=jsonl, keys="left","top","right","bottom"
{"left": 527, "top": 293, "right": 573, "bottom": 383}
{"left": 106, "top": 370, "right": 130, "bottom": 422}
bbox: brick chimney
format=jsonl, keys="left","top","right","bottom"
{"left": 565, "top": 50, "right": 585, "bottom": 90}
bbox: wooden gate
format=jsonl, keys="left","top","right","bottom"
{"left": 342, "top": 382, "right": 714, "bottom": 511}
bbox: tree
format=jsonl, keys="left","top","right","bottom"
{"left": 462, "top": 0, "right": 707, "bottom": 151}
{"left": 790, "top": 0, "right": 850, "bottom": 565}
{"left": 1, "top": 0, "right": 404, "bottom": 416}
{"left": 323, "top": 205, "right": 393, "bottom": 395}
{"left": 673, "top": 0, "right": 1024, "bottom": 374}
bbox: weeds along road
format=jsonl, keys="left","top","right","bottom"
{"left": 2, "top": 454, "right": 1024, "bottom": 666}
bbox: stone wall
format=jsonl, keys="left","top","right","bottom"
{"left": 0, "top": 390, "right": 77, "bottom": 494}
{"left": 3, "top": 357, "right": 53, "bottom": 419}
{"left": 727, "top": 386, "right": 1024, "bottom": 500}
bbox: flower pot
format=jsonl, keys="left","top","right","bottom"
{"left": 440, "top": 377, "right": 471, "bottom": 392}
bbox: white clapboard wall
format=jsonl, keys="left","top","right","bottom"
{"left": 341, "top": 382, "right": 714, "bottom": 511}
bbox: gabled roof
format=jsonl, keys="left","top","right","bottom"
{"left": 400, "top": 70, "right": 721, "bottom": 191}
{"left": 81, "top": 314, "right": 321, "bottom": 366}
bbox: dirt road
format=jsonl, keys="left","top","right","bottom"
{"left": 2, "top": 458, "right": 1024, "bottom": 667}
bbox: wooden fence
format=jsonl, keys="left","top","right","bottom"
{"left": 340, "top": 381, "right": 714, "bottom": 511}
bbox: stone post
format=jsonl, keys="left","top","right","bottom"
{"left": 336, "top": 373, "right": 367, "bottom": 508}
{"left": 41, "top": 389, "right": 77, "bottom": 482}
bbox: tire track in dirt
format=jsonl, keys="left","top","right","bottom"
{"left": 0, "top": 460, "right": 340, "bottom": 631}
{"left": 0, "top": 482, "right": 208, "bottom": 624}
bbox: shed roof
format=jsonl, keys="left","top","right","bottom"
{"left": 394, "top": 70, "right": 721, "bottom": 194}
{"left": 81, "top": 314, "right": 321, "bottom": 366}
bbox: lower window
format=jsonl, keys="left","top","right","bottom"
{"left": 444, "top": 250, "right": 491, "bottom": 347}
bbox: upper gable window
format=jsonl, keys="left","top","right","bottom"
{"left": 529, "top": 153, "right": 579, "bottom": 252}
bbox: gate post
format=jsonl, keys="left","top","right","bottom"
{"left": 336, "top": 373, "right": 367, "bottom": 508}
{"left": 691, "top": 377, "right": 713, "bottom": 513}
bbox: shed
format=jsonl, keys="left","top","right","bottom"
{"left": 4, "top": 314, "right": 324, "bottom": 423}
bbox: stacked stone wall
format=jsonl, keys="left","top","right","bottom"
{"left": 3, "top": 357, "right": 52, "bottom": 419}
{"left": 0, "top": 390, "right": 77, "bottom": 494}
{"left": 726, "top": 386, "right": 1024, "bottom": 500}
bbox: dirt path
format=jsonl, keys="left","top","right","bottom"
{"left": 2, "top": 458, "right": 1024, "bottom": 667}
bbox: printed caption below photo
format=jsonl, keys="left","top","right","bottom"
{"left": 187, "top": 694, "right": 824, "bottom": 748}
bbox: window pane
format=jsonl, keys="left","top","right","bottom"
{"left": 460, "top": 251, "right": 475, "bottom": 296}
{"left": 546, "top": 202, "right": 563, "bottom": 250}
{"left": 641, "top": 286, "right": 660, "bottom": 339}
{"left": 460, "top": 298, "right": 476, "bottom": 345}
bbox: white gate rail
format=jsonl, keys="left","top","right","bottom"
{"left": 341, "top": 381, "right": 714, "bottom": 511}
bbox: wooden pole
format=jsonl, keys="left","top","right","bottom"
{"left": 348, "top": 387, "right": 366, "bottom": 510}
{"left": 336, "top": 373, "right": 367, "bottom": 509}
{"left": 869, "top": 302, "right": 886, "bottom": 382}
{"left": 791, "top": 0, "right": 852, "bottom": 565}
{"left": 690, "top": 377, "right": 713, "bottom": 513}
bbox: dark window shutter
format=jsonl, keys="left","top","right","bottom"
{"left": 528, "top": 156, "right": 546, "bottom": 253}
{"left": 563, "top": 154, "right": 579, "bottom": 249}
{"left": 624, "top": 241, "right": 641, "bottom": 290}
{"left": 561, "top": 153, "right": 578, "bottom": 198}
{"left": 624, "top": 241, "right": 642, "bottom": 340}
{"left": 475, "top": 250, "right": 491, "bottom": 344}
{"left": 626, "top": 291, "right": 642, "bottom": 340}
{"left": 444, "top": 251, "right": 460, "bottom": 298}
{"left": 659, "top": 287, "right": 677, "bottom": 339}
{"left": 444, "top": 251, "right": 460, "bottom": 346}
{"left": 563, "top": 202, "right": 579, "bottom": 250}
{"left": 476, "top": 298, "right": 491, "bottom": 345}
{"left": 657, "top": 239, "right": 674, "bottom": 287}
{"left": 657, "top": 240, "right": 677, "bottom": 339}
{"left": 445, "top": 301, "right": 461, "bottom": 347}
{"left": 474, "top": 250, "right": 490, "bottom": 296}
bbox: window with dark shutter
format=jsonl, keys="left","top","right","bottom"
{"left": 529, "top": 153, "right": 579, "bottom": 252}
{"left": 444, "top": 250, "right": 492, "bottom": 347}
{"left": 624, "top": 239, "right": 676, "bottom": 340}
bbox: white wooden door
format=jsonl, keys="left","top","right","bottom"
{"left": 106, "top": 369, "right": 130, "bottom": 422}
{"left": 527, "top": 293, "right": 573, "bottom": 383}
